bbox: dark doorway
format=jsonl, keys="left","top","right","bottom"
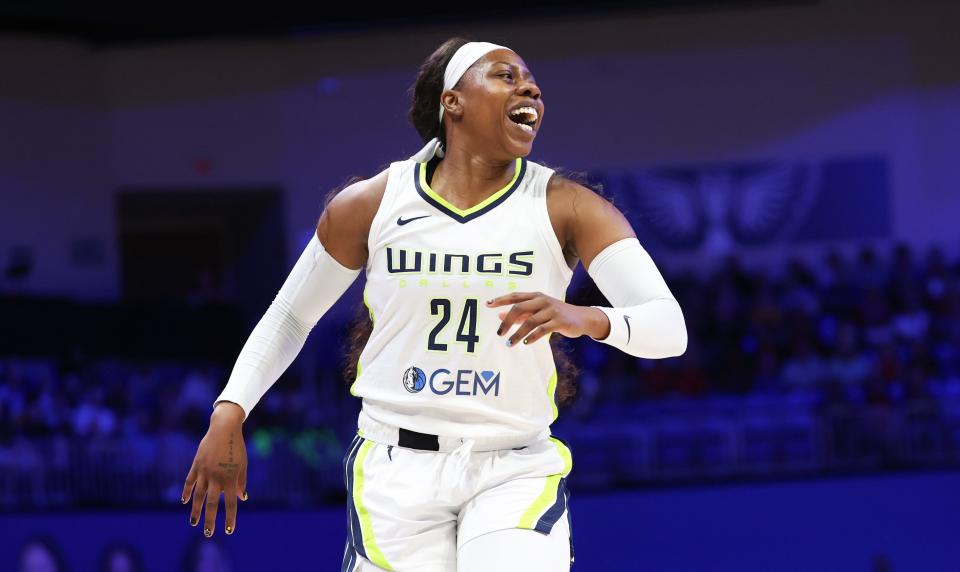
{"left": 116, "top": 188, "right": 286, "bottom": 318}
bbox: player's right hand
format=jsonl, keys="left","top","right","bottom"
{"left": 182, "top": 401, "right": 248, "bottom": 537}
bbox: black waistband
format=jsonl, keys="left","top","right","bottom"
{"left": 395, "top": 426, "right": 529, "bottom": 452}
{"left": 398, "top": 427, "right": 440, "bottom": 451}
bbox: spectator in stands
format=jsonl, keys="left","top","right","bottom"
{"left": 18, "top": 534, "right": 68, "bottom": 572}
{"left": 674, "top": 344, "right": 707, "bottom": 397}
{"left": 820, "top": 250, "right": 859, "bottom": 321}
{"left": 826, "top": 321, "right": 872, "bottom": 386}
{"left": 72, "top": 386, "right": 116, "bottom": 436}
{"left": 751, "top": 346, "right": 781, "bottom": 394}
{"left": 854, "top": 245, "right": 888, "bottom": 291}
{"left": 921, "top": 245, "right": 951, "bottom": 314}
{"left": 780, "top": 257, "right": 820, "bottom": 318}
{"left": 180, "top": 535, "right": 233, "bottom": 572}
{"left": 903, "top": 364, "right": 941, "bottom": 421}
{"left": 24, "top": 378, "right": 69, "bottom": 436}
{"left": 176, "top": 365, "right": 218, "bottom": 432}
{"left": 874, "top": 340, "right": 903, "bottom": 388}
{"left": 781, "top": 336, "right": 827, "bottom": 390}
{"left": 98, "top": 541, "right": 145, "bottom": 572}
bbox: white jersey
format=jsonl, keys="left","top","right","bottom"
{"left": 350, "top": 153, "right": 575, "bottom": 439}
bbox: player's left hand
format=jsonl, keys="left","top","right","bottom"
{"left": 486, "top": 291, "right": 605, "bottom": 346}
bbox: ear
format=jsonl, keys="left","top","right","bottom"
{"left": 440, "top": 89, "right": 464, "bottom": 120}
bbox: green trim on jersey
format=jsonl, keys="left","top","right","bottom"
{"left": 547, "top": 369, "right": 559, "bottom": 422}
{"left": 353, "top": 440, "right": 393, "bottom": 569}
{"left": 415, "top": 157, "right": 526, "bottom": 223}
{"left": 517, "top": 437, "right": 573, "bottom": 529}
{"left": 349, "top": 286, "right": 375, "bottom": 398}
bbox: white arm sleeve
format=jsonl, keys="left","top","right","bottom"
{"left": 586, "top": 237, "right": 688, "bottom": 359}
{"left": 212, "top": 232, "right": 361, "bottom": 421}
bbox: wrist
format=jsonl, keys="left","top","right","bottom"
{"left": 585, "top": 306, "right": 611, "bottom": 340}
{"left": 212, "top": 400, "right": 246, "bottom": 424}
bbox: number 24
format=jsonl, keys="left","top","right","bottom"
{"left": 428, "top": 298, "right": 480, "bottom": 353}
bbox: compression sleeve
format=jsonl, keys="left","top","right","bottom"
{"left": 586, "top": 237, "right": 687, "bottom": 359}
{"left": 212, "top": 232, "right": 361, "bottom": 422}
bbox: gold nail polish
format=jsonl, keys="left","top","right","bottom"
{"left": 204, "top": 528, "right": 212, "bottom": 537}
{"left": 242, "top": 491, "right": 248, "bottom": 501}
{"left": 226, "top": 526, "right": 233, "bottom": 535}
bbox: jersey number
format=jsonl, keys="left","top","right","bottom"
{"left": 428, "top": 298, "right": 479, "bottom": 353}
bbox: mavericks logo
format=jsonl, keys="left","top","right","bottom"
{"left": 402, "top": 366, "right": 427, "bottom": 393}
{"left": 401, "top": 366, "right": 501, "bottom": 396}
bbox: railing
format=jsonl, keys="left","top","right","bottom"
{"left": 551, "top": 393, "right": 960, "bottom": 487}
{"left": 0, "top": 426, "right": 347, "bottom": 510}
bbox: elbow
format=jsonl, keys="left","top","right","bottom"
{"left": 673, "top": 325, "right": 688, "bottom": 357}
{"left": 650, "top": 326, "right": 686, "bottom": 359}
{"left": 665, "top": 302, "right": 688, "bottom": 358}
{"left": 625, "top": 299, "right": 688, "bottom": 360}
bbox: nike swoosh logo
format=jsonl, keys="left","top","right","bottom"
{"left": 623, "top": 315, "right": 632, "bottom": 344}
{"left": 397, "top": 215, "right": 431, "bottom": 226}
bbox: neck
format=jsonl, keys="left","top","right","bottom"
{"left": 430, "top": 139, "right": 517, "bottom": 208}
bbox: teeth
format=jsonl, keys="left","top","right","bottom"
{"left": 516, "top": 123, "right": 533, "bottom": 133}
{"left": 508, "top": 106, "right": 539, "bottom": 122}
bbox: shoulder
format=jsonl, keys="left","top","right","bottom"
{"left": 545, "top": 170, "right": 615, "bottom": 212}
{"left": 544, "top": 170, "right": 619, "bottom": 238}
{"left": 323, "top": 164, "right": 391, "bottom": 219}
{"left": 545, "top": 171, "right": 585, "bottom": 204}
{"left": 545, "top": 170, "right": 634, "bottom": 267}
{"left": 316, "top": 165, "right": 392, "bottom": 268}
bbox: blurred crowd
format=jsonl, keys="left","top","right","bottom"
{"left": 0, "top": 353, "right": 347, "bottom": 508}
{"left": 18, "top": 533, "right": 233, "bottom": 572}
{"left": 566, "top": 241, "right": 960, "bottom": 419}
{"left": 2, "top": 241, "right": 960, "bottom": 508}
{"left": 0, "top": 352, "right": 344, "bottom": 440}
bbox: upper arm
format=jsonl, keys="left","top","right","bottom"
{"left": 548, "top": 175, "right": 637, "bottom": 273}
{"left": 315, "top": 167, "right": 389, "bottom": 272}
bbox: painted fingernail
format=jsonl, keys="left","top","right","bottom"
{"left": 506, "top": 339, "right": 512, "bottom": 347}
{"left": 497, "top": 327, "right": 502, "bottom": 336}
{"left": 204, "top": 528, "right": 212, "bottom": 537}
{"left": 523, "top": 338, "right": 529, "bottom": 344}
{"left": 190, "top": 516, "right": 198, "bottom": 526}
{"left": 180, "top": 496, "right": 187, "bottom": 504}
{"left": 226, "top": 525, "right": 234, "bottom": 535}
{"left": 242, "top": 491, "right": 248, "bottom": 501}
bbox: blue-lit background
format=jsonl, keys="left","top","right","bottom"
{"left": 3, "top": 2, "right": 960, "bottom": 570}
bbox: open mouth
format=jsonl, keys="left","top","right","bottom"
{"left": 506, "top": 106, "right": 538, "bottom": 134}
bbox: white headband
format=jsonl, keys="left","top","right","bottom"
{"left": 410, "top": 41, "right": 513, "bottom": 163}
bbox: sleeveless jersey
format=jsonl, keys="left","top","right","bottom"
{"left": 349, "top": 153, "right": 575, "bottom": 439}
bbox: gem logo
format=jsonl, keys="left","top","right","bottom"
{"left": 400, "top": 367, "right": 502, "bottom": 397}
{"left": 402, "top": 366, "right": 427, "bottom": 393}
{"left": 428, "top": 368, "right": 501, "bottom": 396}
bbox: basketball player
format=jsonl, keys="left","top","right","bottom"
{"left": 181, "top": 38, "right": 688, "bottom": 571}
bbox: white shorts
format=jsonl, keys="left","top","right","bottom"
{"left": 340, "top": 409, "right": 575, "bottom": 571}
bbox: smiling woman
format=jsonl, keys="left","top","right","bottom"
{"left": 189, "top": 35, "right": 686, "bottom": 572}
{"left": 407, "top": 38, "right": 544, "bottom": 164}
